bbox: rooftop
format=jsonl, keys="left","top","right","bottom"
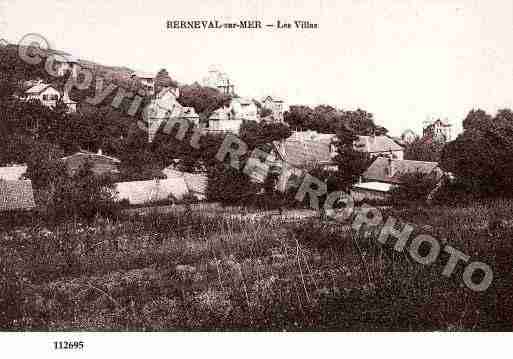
{"left": 362, "top": 158, "right": 442, "bottom": 184}
{"left": 355, "top": 135, "right": 403, "bottom": 153}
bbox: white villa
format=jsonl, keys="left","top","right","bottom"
{"left": 261, "top": 95, "right": 286, "bottom": 121}
{"left": 202, "top": 66, "right": 235, "bottom": 96}
{"left": 22, "top": 83, "right": 77, "bottom": 112}
{"left": 146, "top": 87, "right": 200, "bottom": 142}
{"left": 131, "top": 72, "right": 156, "bottom": 96}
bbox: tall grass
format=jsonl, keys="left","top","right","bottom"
{"left": 0, "top": 200, "right": 511, "bottom": 330}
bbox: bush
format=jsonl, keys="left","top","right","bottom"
{"left": 389, "top": 171, "right": 439, "bottom": 206}
{"left": 42, "top": 162, "right": 120, "bottom": 221}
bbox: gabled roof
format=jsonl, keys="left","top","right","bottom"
{"left": 273, "top": 138, "right": 334, "bottom": 168}
{"left": 0, "top": 180, "right": 36, "bottom": 211}
{"left": 61, "top": 151, "right": 121, "bottom": 163}
{"left": 0, "top": 166, "right": 27, "bottom": 181}
{"left": 25, "top": 83, "right": 58, "bottom": 95}
{"left": 362, "top": 158, "right": 442, "bottom": 184}
{"left": 262, "top": 95, "right": 284, "bottom": 103}
{"left": 355, "top": 135, "right": 403, "bottom": 153}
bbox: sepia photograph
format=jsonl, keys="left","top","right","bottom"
{"left": 0, "top": 0, "right": 512, "bottom": 356}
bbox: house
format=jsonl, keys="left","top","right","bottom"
{"left": 262, "top": 132, "right": 338, "bottom": 191}
{"left": 0, "top": 165, "right": 27, "bottom": 181}
{"left": 230, "top": 97, "right": 258, "bottom": 122}
{"left": 23, "top": 82, "right": 77, "bottom": 112}
{"left": 0, "top": 180, "right": 36, "bottom": 212}
{"left": 401, "top": 129, "right": 417, "bottom": 144}
{"left": 24, "top": 83, "right": 61, "bottom": 108}
{"left": 355, "top": 135, "right": 404, "bottom": 160}
{"left": 60, "top": 150, "right": 121, "bottom": 177}
{"left": 163, "top": 168, "right": 208, "bottom": 200}
{"left": 50, "top": 52, "right": 80, "bottom": 78}
{"left": 202, "top": 66, "right": 235, "bottom": 95}
{"left": 207, "top": 106, "right": 242, "bottom": 133}
{"left": 146, "top": 87, "right": 199, "bottom": 142}
{"left": 351, "top": 158, "right": 443, "bottom": 201}
{"left": 423, "top": 118, "right": 452, "bottom": 142}
{"left": 261, "top": 96, "right": 286, "bottom": 121}
{"left": 131, "top": 72, "right": 155, "bottom": 95}
{"left": 114, "top": 178, "right": 189, "bottom": 205}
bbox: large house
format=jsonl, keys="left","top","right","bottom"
{"left": 202, "top": 66, "right": 235, "bottom": 95}
{"left": 207, "top": 106, "right": 240, "bottom": 133}
{"left": 355, "top": 135, "right": 404, "bottom": 160}
{"left": 231, "top": 97, "right": 258, "bottom": 122}
{"left": 261, "top": 96, "right": 286, "bottom": 121}
{"left": 423, "top": 118, "right": 452, "bottom": 142}
{"left": 146, "top": 87, "right": 200, "bottom": 142}
{"left": 206, "top": 97, "right": 260, "bottom": 133}
{"left": 22, "top": 83, "right": 77, "bottom": 112}
{"left": 50, "top": 52, "right": 80, "bottom": 78}
{"left": 130, "top": 72, "right": 156, "bottom": 96}
{"left": 245, "top": 131, "right": 338, "bottom": 191}
{"left": 351, "top": 158, "right": 443, "bottom": 201}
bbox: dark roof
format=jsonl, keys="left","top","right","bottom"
{"left": 355, "top": 135, "right": 403, "bottom": 153}
{"left": 362, "top": 158, "right": 442, "bottom": 184}
{"left": 273, "top": 139, "right": 334, "bottom": 168}
{"left": 0, "top": 180, "right": 36, "bottom": 211}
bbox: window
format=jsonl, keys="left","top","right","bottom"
{"left": 42, "top": 94, "right": 49, "bottom": 101}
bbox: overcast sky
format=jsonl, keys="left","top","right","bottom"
{"left": 2, "top": 0, "right": 513, "bottom": 135}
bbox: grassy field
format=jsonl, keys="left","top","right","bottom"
{"left": 0, "top": 200, "right": 511, "bottom": 331}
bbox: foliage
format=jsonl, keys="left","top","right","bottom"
{"left": 440, "top": 108, "right": 513, "bottom": 196}
{"left": 284, "top": 105, "right": 387, "bottom": 135}
{"left": 178, "top": 83, "right": 231, "bottom": 121}
{"left": 45, "top": 162, "right": 119, "bottom": 221}
{"left": 389, "top": 171, "right": 440, "bottom": 205}
{"left": 404, "top": 137, "right": 445, "bottom": 162}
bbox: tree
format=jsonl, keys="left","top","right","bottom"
{"left": 178, "top": 83, "right": 231, "bottom": 121}
{"left": 155, "top": 68, "right": 178, "bottom": 93}
{"left": 389, "top": 172, "right": 440, "bottom": 205}
{"left": 239, "top": 120, "right": 291, "bottom": 149}
{"left": 331, "top": 124, "right": 372, "bottom": 192}
{"left": 404, "top": 138, "right": 444, "bottom": 162}
{"left": 440, "top": 109, "right": 513, "bottom": 196}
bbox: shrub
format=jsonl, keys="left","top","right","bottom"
{"left": 389, "top": 171, "right": 439, "bottom": 206}
{"left": 43, "top": 162, "right": 119, "bottom": 221}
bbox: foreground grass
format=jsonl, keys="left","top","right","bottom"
{"left": 0, "top": 200, "right": 512, "bottom": 331}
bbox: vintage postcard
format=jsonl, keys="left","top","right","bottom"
{"left": 0, "top": 0, "right": 511, "bottom": 357}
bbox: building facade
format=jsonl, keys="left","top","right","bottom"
{"left": 422, "top": 118, "right": 452, "bottom": 142}
{"left": 202, "top": 66, "right": 235, "bottom": 95}
{"left": 261, "top": 96, "right": 286, "bottom": 121}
